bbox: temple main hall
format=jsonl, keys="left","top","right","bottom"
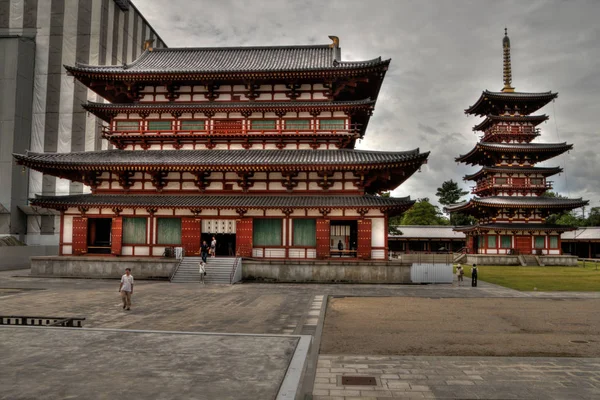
{"left": 15, "top": 37, "right": 429, "bottom": 267}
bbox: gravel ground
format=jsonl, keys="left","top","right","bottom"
{"left": 321, "top": 297, "right": 600, "bottom": 357}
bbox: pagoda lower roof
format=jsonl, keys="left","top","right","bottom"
{"left": 65, "top": 44, "right": 390, "bottom": 78}
{"left": 465, "top": 91, "right": 558, "bottom": 117}
{"left": 463, "top": 166, "right": 563, "bottom": 181}
{"left": 454, "top": 223, "right": 576, "bottom": 233}
{"left": 14, "top": 149, "right": 429, "bottom": 172}
{"left": 446, "top": 196, "right": 588, "bottom": 212}
{"left": 84, "top": 99, "right": 376, "bottom": 123}
{"left": 456, "top": 142, "right": 572, "bottom": 165}
{"left": 30, "top": 193, "right": 414, "bottom": 212}
{"left": 473, "top": 114, "right": 549, "bottom": 132}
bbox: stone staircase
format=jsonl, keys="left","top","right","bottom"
{"left": 520, "top": 255, "right": 540, "bottom": 266}
{"left": 171, "top": 257, "right": 236, "bottom": 284}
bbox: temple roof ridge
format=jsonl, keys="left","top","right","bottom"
{"left": 66, "top": 42, "right": 389, "bottom": 74}
{"left": 463, "top": 165, "right": 563, "bottom": 181}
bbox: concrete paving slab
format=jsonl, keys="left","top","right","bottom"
{"left": 315, "top": 355, "right": 600, "bottom": 400}
{"left": 0, "top": 326, "right": 309, "bottom": 400}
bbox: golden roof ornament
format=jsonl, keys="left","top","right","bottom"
{"left": 502, "top": 28, "right": 515, "bottom": 93}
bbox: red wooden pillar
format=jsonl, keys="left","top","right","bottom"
{"left": 181, "top": 217, "right": 201, "bottom": 255}
{"left": 236, "top": 218, "right": 253, "bottom": 257}
{"left": 72, "top": 217, "right": 88, "bottom": 255}
{"left": 111, "top": 216, "right": 123, "bottom": 255}
{"left": 357, "top": 219, "right": 372, "bottom": 260}
{"left": 316, "top": 218, "right": 330, "bottom": 259}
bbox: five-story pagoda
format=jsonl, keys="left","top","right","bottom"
{"left": 15, "top": 37, "right": 429, "bottom": 263}
{"left": 447, "top": 30, "right": 587, "bottom": 262}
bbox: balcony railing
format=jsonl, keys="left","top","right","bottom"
{"left": 472, "top": 181, "right": 553, "bottom": 194}
{"left": 104, "top": 124, "right": 363, "bottom": 137}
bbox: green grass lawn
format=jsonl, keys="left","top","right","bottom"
{"left": 454, "top": 262, "right": 600, "bottom": 292}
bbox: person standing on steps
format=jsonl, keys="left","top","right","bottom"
{"left": 210, "top": 236, "right": 217, "bottom": 258}
{"left": 119, "top": 268, "right": 134, "bottom": 311}
{"left": 201, "top": 240, "right": 209, "bottom": 263}
{"left": 471, "top": 264, "right": 478, "bottom": 287}
{"left": 198, "top": 261, "right": 206, "bottom": 284}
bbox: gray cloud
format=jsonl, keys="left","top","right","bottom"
{"left": 134, "top": 0, "right": 600, "bottom": 209}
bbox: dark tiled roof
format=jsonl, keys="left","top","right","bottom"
{"left": 446, "top": 196, "right": 588, "bottom": 212}
{"left": 454, "top": 223, "right": 576, "bottom": 233}
{"left": 473, "top": 114, "right": 549, "bottom": 132}
{"left": 463, "top": 166, "right": 563, "bottom": 181}
{"left": 30, "top": 193, "right": 414, "bottom": 210}
{"left": 84, "top": 99, "right": 376, "bottom": 122}
{"left": 465, "top": 91, "right": 558, "bottom": 116}
{"left": 67, "top": 45, "right": 388, "bottom": 75}
{"left": 15, "top": 149, "right": 428, "bottom": 170}
{"left": 456, "top": 142, "right": 572, "bottom": 164}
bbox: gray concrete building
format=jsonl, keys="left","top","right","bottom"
{"left": 0, "top": 0, "right": 165, "bottom": 248}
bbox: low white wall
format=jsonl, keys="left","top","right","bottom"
{"left": 0, "top": 246, "right": 59, "bottom": 270}
{"left": 30, "top": 256, "right": 179, "bottom": 279}
{"left": 243, "top": 260, "right": 411, "bottom": 283}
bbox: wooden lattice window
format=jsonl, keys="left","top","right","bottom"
{"left": 319, "top": 119, "right": 345, "bottom": 130}
{"left": 250, "top": 120, "right": 277, "bottom": 130}
{"left": 487, "top": 235, "right": 497, "bottom": 248}
{"left": 180, "top": 120, "right": 206, "bottom": 131}
{"left": 534, "top": 236, "right": 545, "bottom": 249}
{"left": 530, "top": 178, "right": 543, "bottom": 185}
{"left": 500, "top": 235, "right": 511, "bottom": 249}
{"left": 549, "top": 236, "right": 559, "bottom": 248}
{"left": 285, "top": 119, "right": 310, "bottom": 131}
{"left": 495, "top": 177, "right": 508, "bottom": 185}
{"left": 147, "top": 120, "right": 172, "bottom": 131}
{"left": 115, "top": 121, "right": 140, "bottom": 131}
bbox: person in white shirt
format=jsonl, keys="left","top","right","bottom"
{"left": 119, "top": 268, "right": 134, "bottom": 310}
{"left": 198, "top": 261, "right": 206, "bottom": 284}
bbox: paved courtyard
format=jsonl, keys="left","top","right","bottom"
{"left": 1, "top": 269, "right": 599, "bottom": 399}
{"left": 1, "top": 326, "right": 307, "bottom": 400}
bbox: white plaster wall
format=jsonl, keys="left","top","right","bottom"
{"left": 62, "top": 245, "right": 72, "bottom": 255}
{"left": 371, "top": 218, "right": 385, "bottom": 247}
{"left": 63, "top": 215, "right": 73, "bottom": 242}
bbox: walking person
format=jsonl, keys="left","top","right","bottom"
{"left": 471, "top": 264, "right": 478, "bottom": 287}
{"left": 456, "top": 266, "right": 464, "bottom": 286}
{"left": 198, "top": 261, "right": 206, "bottom": 284}
{"left": 119, "top": 268, "right": 134, "bottom": 310}
{"left": 210, "top": 236, "right": 217, "bottom": 258}
{"left": 201, "top": 240, "right": 209, "bottom": 263}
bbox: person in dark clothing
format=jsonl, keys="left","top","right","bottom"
{"left": 471, "top": 264, "right": 478, "bottom": 287}
{"left": 201, "top": 240, "right": 209, "bottom": 263}
{"left": 337, "top": 240, "right": 344, "bottom": 257}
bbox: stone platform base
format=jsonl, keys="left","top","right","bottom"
{"left": 30, "top": 256, "right": 179, "bottom": 279}
{"left": 243, "top": 259, "right": 412, "bottom": 283}
{"left": 465, "top": 254, "right": 579, "bottom": 266}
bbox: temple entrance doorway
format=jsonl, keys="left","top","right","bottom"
{"left": 87, "top": 218, "right": 112, "bottom": 254}
{"left": 201, "top": 233, "right": 236, "bottom": 257}
{"left": 330, "top": 220, "right": 358, "bottom": 257}
{"left": 515, "top": 236, "right": 532, "bottom": 255}
{"left": 201, "top": 219, "right": 237, "bottom": 257}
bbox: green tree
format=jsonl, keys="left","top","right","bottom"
{"left": 586, "top": 207, "right": 600, "bottom": 226}
{"left": 436, "top": 180, "right": 472, "bottom": 226}
{"left": 436, "top": 180, "right": 469, "bottom": 205}
{"left": 400, "top": 198, "right": 449, "bottom": 225}
{"left": 543, "top": 192, "right": 585, "bottom": 227}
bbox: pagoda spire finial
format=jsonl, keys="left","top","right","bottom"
{"left": 502, "top": 28, "right": 515, "bottom": 93}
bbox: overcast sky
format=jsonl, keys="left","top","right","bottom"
{"left": 134, "top": 0, "right": 600, "bottom": 213}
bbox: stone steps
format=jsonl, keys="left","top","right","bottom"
{"left": 171, "top": 257, "right": 236, "bottom": 284}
